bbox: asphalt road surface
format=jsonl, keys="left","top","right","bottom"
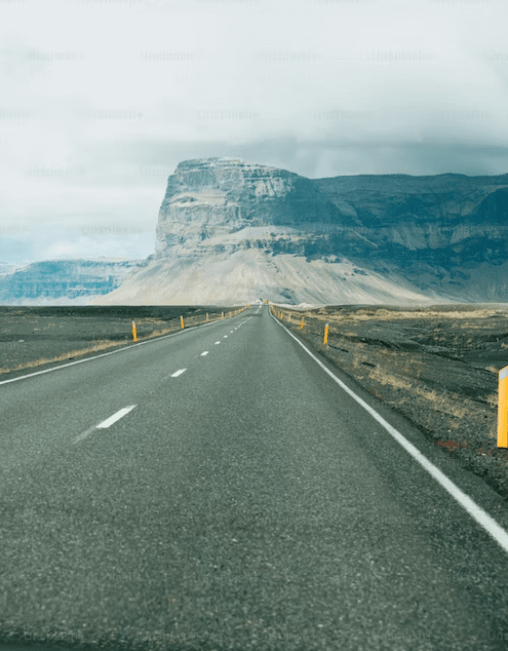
{"left": 2, "top": 304, "right": 508, "bottom": 650}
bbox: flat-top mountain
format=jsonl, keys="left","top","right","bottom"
{"left": 93, "top": 158, "right": 508, "bottom": 305}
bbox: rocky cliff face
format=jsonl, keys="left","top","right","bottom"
{"left": 154, "top": 157, "right": 347, "bottom": 257}
{"left": 155, "top": 160, "right": 508, "bottom": 268}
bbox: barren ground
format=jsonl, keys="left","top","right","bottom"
{"left": 274, "top": 303, "right": 508, "bottom": 501}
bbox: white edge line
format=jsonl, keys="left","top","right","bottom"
{"left": 270, "top": 311, "right": 508, "bottom": 555}
{"left": 0, "top": 313, "right": 238, "bottom": 386}
{"left": 96, "top": 405, "right": 137, "bottom": 429}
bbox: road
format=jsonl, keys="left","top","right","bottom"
{"left": 2, "top": 304, "right": 508, "bottom": 650}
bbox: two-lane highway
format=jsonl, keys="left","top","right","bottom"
{"left": 2, "top": 304, "right": 508, "bottom": 650}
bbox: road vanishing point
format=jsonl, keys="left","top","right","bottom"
{"left": 2, "top": 305, "right": 508, "bottom": 650}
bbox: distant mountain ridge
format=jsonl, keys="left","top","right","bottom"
{"left": 314, "top": 172, "right": 508, "bottom": 300}
{"left": 0, "top": 259, "right": 144, "bottom": 305}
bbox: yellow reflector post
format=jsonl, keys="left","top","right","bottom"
{"left": 498, "top": 366, "right": 508, "bottom": 447}
{"left": 131, "top": 321, "right": 137, "bottom": 342}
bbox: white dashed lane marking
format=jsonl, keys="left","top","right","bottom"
{"left": 97, "top": 405, "right": 137, "bottom": 428}
{"left": 171, "top": 369, "right": 187, "bottom": 378}
{"left": 223, "top": 335, "right": 228, "bottom": 338}
{"left": 201, "top": 351, "right": 209, "bottom": 356}
{"left": 73, "top": 405, "right": 137, "bottom": 444}
{"left": 215, "top": 341, "right": 221, "bottom": 345}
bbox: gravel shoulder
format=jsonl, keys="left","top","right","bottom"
{"left": 272, "top": 303, "right": 508, "bottom": 501}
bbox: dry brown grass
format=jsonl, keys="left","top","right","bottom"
{"left": 368, "top": 363, "right": 494, "bottom": 426}
{"left": 367, "top": 363, "right": 491, "bottom": 425}
{"left": 412, "top": 387, "right": 470, "bottom": 419}
{"left": 367, "top": 367, "right": 413, "bottom": 390}
{"left": 279, "top": 306, "right": 507, "bottom": 325}
{"left": 134, "top": 317, "right": 168, "bottom": 326}
{"left": 0, "top": 339, "right": 128, "bottom": 375}
{"left": 487, "top": 393, "right": 498, "bottom": 407}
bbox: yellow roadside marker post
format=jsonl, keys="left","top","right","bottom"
{"left": 323, "top": 323, "right": 329, "bottom": 345}
{"left": 132, "top": 321, "right": 137, "bottom": 342}
{"left": 498, "top": 366, "right": 508, "bottom": 447}
{"left": 300, "top": 318, "right": 304, "bottom": 330}
{"left": 206, "top": 313, "right": 209, "bottom": 323}
{"left": 180, "top": 316, "right": 184, "bottom": 329}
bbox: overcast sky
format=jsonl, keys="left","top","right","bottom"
{"left": 1, "top": 0, "right": 508, "bottom": 264}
